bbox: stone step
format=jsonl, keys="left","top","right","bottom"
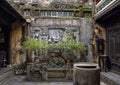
{"left": 0, "top": 67, "right": 14, "bottom": 85}
{"left": 101, "top": 72, "right": 120, "bottom": 85}
{"left": 47, "top": 71, "right": 66, "bottom": 78}
{"left": 46, "top": 78, "right": 72, "bottom": 82}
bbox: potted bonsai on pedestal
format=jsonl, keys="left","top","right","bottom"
{"left": 22, "top": 37, "right": 49, "bottom": 64}
{"left": 22, "top": 37, "right": 41, "bottom": 63}
{"left": 56, "top": 34, "right": 85, "bottom": 64}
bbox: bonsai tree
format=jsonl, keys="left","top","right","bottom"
{"left": 38, "top": 38, "right": 49, "bottom": 63}
{"left": 22, "top": 37, "right": 40, "bottom": 51}
{"left": 55, "top": 34, "right": 86, "bottom": 63}
{"left": 22, "top": 35, "right": 86, "bottom": 63}
{"left": 22, "top": 37, "right": 49, "bottom": 63}
{"left": 22, "top": 37, "right": 41, "bottom": 63}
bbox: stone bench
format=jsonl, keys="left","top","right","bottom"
{"left": 27, "top": 63, "right": 72, "bottom": 81}
{"left": 46, "top": 67, "right": 69, "bottom": 78}
{"left": 41, "top": 63, "right": 72, "bottom": 81}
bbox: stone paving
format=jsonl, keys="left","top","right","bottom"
{"left": 1, "top": 75, "right": 107, "bottom": 85}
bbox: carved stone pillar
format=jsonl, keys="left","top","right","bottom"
{"left": 42, "top": 63, "right": 47, "bottom": 80}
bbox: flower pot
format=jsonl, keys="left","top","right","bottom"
{"left": 67, "top": 59, "right": 71, "bottom": 63}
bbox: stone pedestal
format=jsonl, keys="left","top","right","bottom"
{"left": 66, "top": 63, "right": 72, "bottom": 80}
{"left": 26, "top": 63, "right": 33, "bottom": 80}
{"left": 42, "top": 63, "right": 47, "bottom": 81}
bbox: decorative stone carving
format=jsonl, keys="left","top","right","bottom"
{"left": 47, "top": 49, "right": 66, "bottom": 67}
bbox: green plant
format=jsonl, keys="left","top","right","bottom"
{"left": 22, "top": 37, "right": 49, "bottom": 63}
{"left": 22, "top": 35, "right": 86, "bottom": 63}
{"left": 55, "top": 34, "right": 85, "bottom": 61}
{"left": 22, "top": 37, "right": 48, "bottom": 52}
{"left": 22, "top": 37, "right": 40, "bottom": 51}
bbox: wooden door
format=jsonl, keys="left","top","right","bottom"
{"left": 109, "top": 28, "right": 120, "bottom": 74}
{"left": 0, "top": 28, "right": 6, "bottom": 67}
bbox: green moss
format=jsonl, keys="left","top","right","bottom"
{"left": 74, "top": 4, "right": 83, "bottom": 8}
{"left": 24, "top": 15, "right": 32, "bottom": 19}
{"left": 23, "top": 5, "right": 33, "bottom": 9}
{"left": 83, "top": 5, "right": 89, "bottom": 8}
{"left": 83, "top": 8, "right": 92, "bottom": 11}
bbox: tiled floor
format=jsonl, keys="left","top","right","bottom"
{"left": 1, "top": 75, "right": 107, "bottom": 85}
{"left": 101, "top": 72, "right": 120, "bottom": 85}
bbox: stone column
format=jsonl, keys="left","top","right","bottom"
{"left": 42, "top": 63, "right": 47, "bottom": 80}
{"left": 27, "top": 63, "right": 33, "bottom": 80}
{"left": 66, "top": 63, "right": 72, "bottom": 80}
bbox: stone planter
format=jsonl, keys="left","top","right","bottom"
{"left": 73, "top": 63, "right": 100, "bottom": 85}
{"left": 26, "top": 63, "right": 33, "bottom": 80}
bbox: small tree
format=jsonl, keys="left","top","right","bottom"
{"left": 22, "top": 37, "right": 41, "bottom": 51}
{"left": 55, "top": 34, "right": 85, "bottom": 62}
{"left": 22, "top": 35, "right": 86, "bottom": 63}
{"left": 22, "top": 37, "right": 49, "bottom": 63}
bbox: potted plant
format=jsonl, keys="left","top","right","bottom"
{"left": 55, "top": 34, "right": 85, "bottom": 63}
{"left": 22, "top": 37, "right": 41, "bottom": 63}
{"left": 22, "top": 34, "right": 85, "bottom": 64}
{"left": 38, "top": 38, "right": 48, "bottom": 63}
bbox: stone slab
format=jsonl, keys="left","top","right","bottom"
{"left": 1, "top": 75, "right": 107, "bottom": 85}
{"left": 0, "top": 67, "right": 14, "bottom": 85}
{"left": 101, "top": 72, "right": 120, "bottom": 85}
{"left": 47, "top": 71, "right": 65, "bottom": 78}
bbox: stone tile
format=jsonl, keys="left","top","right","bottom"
{"left": 101, "top": 72, "right": 120, "bottom": 85}
{"left": 35, "top": 82, "right": 73, "bottom": 85}
{"left": 2, "top": 75, "right": 107, "bottom": 85}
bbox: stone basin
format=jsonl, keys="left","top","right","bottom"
{"left": 73, "top": 62, "right": 100, "bottom": 85}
